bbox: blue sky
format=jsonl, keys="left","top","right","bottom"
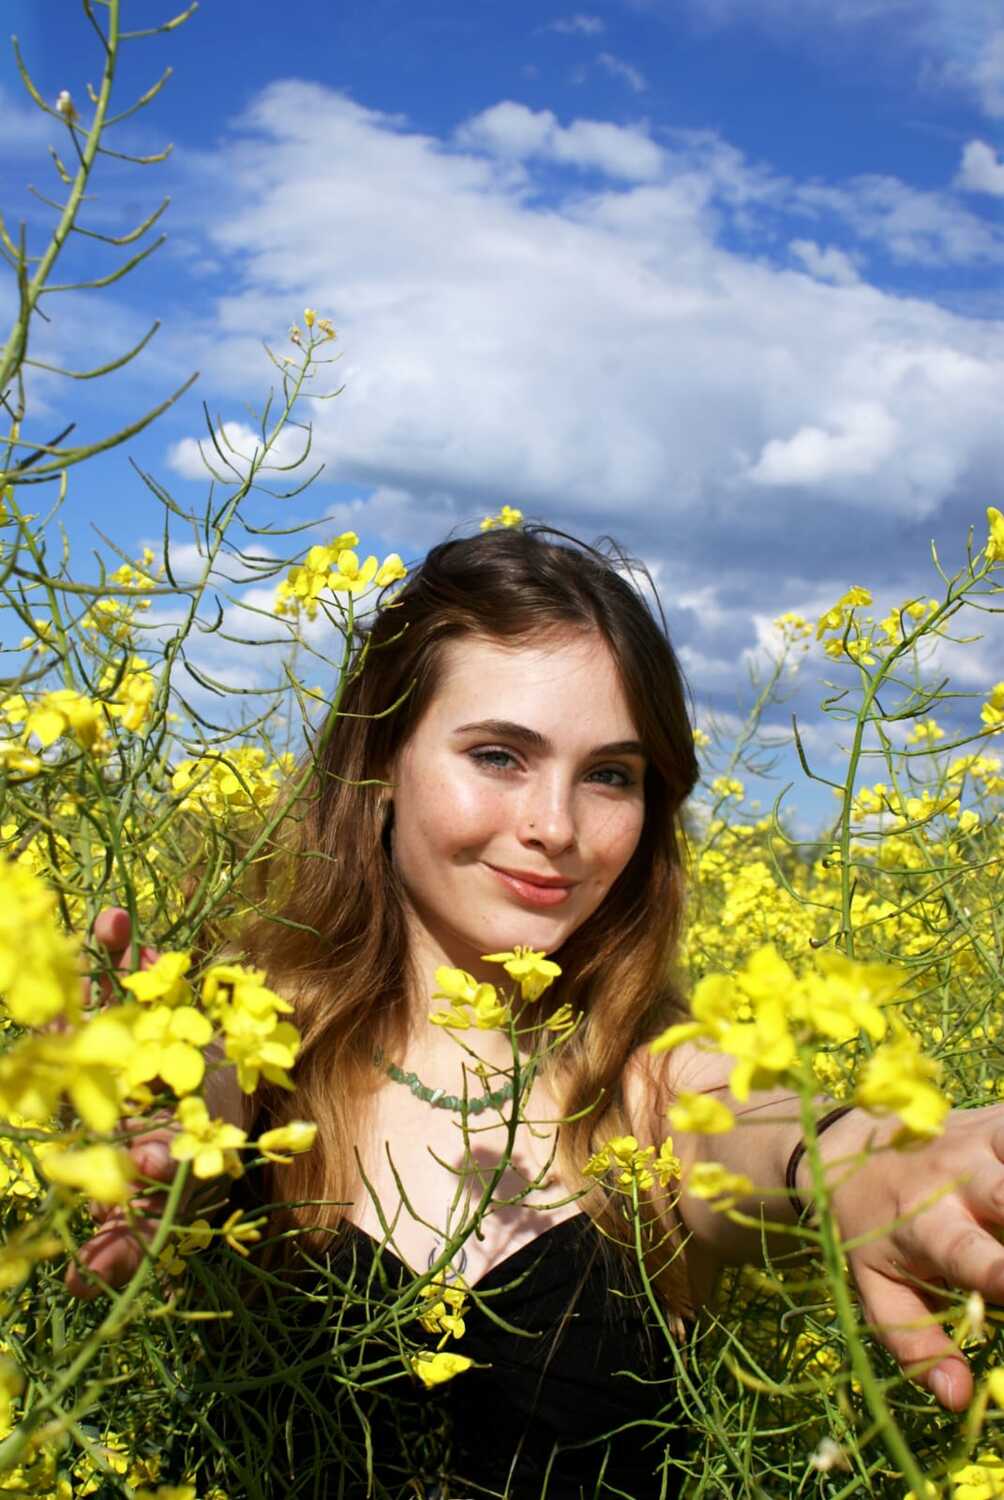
{"left": 2, "top": 0, "right": 1002, "bottom": 829}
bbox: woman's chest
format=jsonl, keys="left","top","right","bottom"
{"left": 348, "top": 1073, "right": 583, "bottom": 1283}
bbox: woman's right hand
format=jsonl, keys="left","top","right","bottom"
{"left": 66, "top": 909, "right": 180, "bottom": 1300}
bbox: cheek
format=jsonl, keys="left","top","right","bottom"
{"left": 398, "top": 768, "right": 507, "bottom": 863}
{"left": 590, "top": 802, "right": 646, "bottom": 879}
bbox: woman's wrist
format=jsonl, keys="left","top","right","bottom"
{"left": 787, "top": 1104, "right": 858, "bottom": 1219}
{"left": 790, "top": 1104, "right": 897, "bottom": 1217}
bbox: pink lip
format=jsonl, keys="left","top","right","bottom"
{"left": 486, "top": 864, "right": 576, "bottom": 908}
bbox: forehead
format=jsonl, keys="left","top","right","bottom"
{"left": 425, "top": 630, "right": 640, "bottom": 736}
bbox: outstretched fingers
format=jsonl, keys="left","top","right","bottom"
{"left": 64, "top": 1120, "right": 180, "bottom": 1299}
{"left": 90, "top": 905, "right": 132, "bottom": 954}
{"left": 913, "top": 1205, "right": 1004, "bottom": 1308}
{"left": 855, "top": 1263, "right": 972, "bottom": 1410}
{"left": 82, "top": 907, "right": 159, "bottom": 1009}
{"left": 65, "top": 1213, "right": 159, "bottom": 1300}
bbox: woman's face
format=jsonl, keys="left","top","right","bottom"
{"left": 388, "top": 629, "right": 648, "bottom": 993}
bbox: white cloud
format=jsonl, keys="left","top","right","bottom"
{"left": 791, "top": 174, "right": 1000, "bottom": 267}
{"left": 166, "top": 420, "right": 305, "bottom": 481}
{"left": 547, "top": 14, "right": 606, "bottom": 35}
{"left": 168, "top": 82, "right": 1002, "bottom": 556}
{"left": 972, "top": 26, "right": 1004, "bottom": 117}
{"left": 0, "top": 85, "right": 52, "bottom": 156}
{"left": 956, "top": 139, "right": 1004, "bottom": 197}
{"left": 748, "top": 402, "right": 900, "bottom": 487}
{"left": 456, "top": 102, "right": 663, "bottom": 180}
{"left": 596, "top": 52, "right": 649, "bottom": 93}
{"left": 319, "top": 484, "right": 466, "bottom": 556}
{"left": 789, "top": 238, "right": 861, "bottom": 285}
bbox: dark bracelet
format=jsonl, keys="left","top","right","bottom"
{"left": 785, "top": 1104, "right": 857, "bottom": 1221}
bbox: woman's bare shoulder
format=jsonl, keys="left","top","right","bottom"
{"left": 622, "top": 1038, "right": 733, "bottom": 1140}
{"left": 621, "top": 1042, "right": 674, "bottom": 1143}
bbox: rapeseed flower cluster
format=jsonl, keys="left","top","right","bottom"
{"left": 171, "top": 747, "right": 295, "bottom": 817}
{"left": 418, "top": 1273, "right": 469, "bottom": 1349}
{"left": 273, "top": 532, "right": 407, "bottom": 620}
{"left": 0, "top": 855, "right": 314, "bottom": 1247}
{"left": 428, "top": 967, "right": 510, "bottom": 1030}
{"left": 651, "top": 944, "right": 949, "bottom": 1139}
{"left": 584, "top": 1134, "right": 681, "bottom": 1194}
{"left": 480, "top": 505, "right": 524, "bottom": 530}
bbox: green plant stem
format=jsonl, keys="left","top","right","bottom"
{"left": 797, "top": 1084, "right": 932, "bottom": 1497}
{"left": 0, "top": 1160, "right": 191, "bottom": 1473}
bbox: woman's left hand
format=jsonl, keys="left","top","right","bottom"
{"left": 822, "top": 1102, "right": 1004, "bottom": 1410}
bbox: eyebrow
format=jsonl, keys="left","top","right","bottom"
{"left": 453, "top": 719, "right": 647, "bottom": 759}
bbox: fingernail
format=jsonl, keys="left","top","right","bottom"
{"left": 930, "top": 1368, "right": 953, "bottom": 1406}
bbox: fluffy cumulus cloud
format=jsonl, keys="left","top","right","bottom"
{"left": 747, "top": 402, "right": 900, "bottom": 487}
{"left": 788, "top": 239, "right": 861, "bottom": 285}
{"left": 957, "top": 139, "right": 1004, "bottom": 196}
{"left": 456, "top": 102, "right": 663, "bottom": 179}
{"left": 154, "top": 79, "right": 1004, "bottom": 812}
{"left": 178, "top": 84, "right": 1002, "bottom": 540}
{"left": 167, "top": 421, "right": 305, "bottom": 481}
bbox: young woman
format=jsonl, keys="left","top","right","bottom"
{"left": 71, "top": 526, "right": 1004, "bottom": 1496}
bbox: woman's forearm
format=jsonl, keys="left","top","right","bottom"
{"left": 667, "top": 1043, "right": 884, "bottom": 1268}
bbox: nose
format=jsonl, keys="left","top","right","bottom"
{"left": 518, "top": 772, "right": 576, "bottom": 855}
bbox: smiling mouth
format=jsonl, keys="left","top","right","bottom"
{"left": 486, "top": 865, "right": 575, "bottom": 907}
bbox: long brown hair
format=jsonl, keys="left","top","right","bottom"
{"left": 242, "top": 524, "right": 699, "bottom": 1310}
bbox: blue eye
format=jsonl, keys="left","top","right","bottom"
{"left": 469, "top": 749, "right": 633, "bottom": 787}
{"left": 470, "top": 748, "right": 519, "bottom": 771}
{"left": 588, "top": 767, "right": 634, "bottom": 788}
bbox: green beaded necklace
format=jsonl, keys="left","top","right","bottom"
{"left": 373, "top": 1048, "right": 516, "bottom": 1115}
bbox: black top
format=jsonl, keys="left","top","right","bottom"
{"left": 201, "top": 1210, "right": 687, "bottom": 1500}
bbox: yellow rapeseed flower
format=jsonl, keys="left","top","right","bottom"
{"left": 815, "top": 585, "right": 872, "bottom": 641}
{"left": 256, "top": 1120, "right": 317, "bottom": 1163}
{"left": 23, "top": 688, "right": 105, "bottom": 750}
{"left": 120, "top": 951, "right": 193, "bottom": 1007}
{"left": 684, "top": 1162, "right": 754, "bottom": 1209}
{"left": 985, "top": 506, "right": 1004, "bottom": 565}
{"left": 667, "top": 1092, "right": 735, "bottom": 1135}
{"left": 220, "top": 1207, "right": 266, "bottom": 1256}
{"left": 0, "top": 1353, "right": 24, "bottom": 1429}
{"left": 480, "top": 505, "right": 524, "bottom": 531}
{"left": 0, "top": 855, "right": 81, "bottom": 1027}
{"left": 409, "top": 1350, "right": 474, "bottom": 1388}
{"left": 481, "top": 946, "right": 561, "bottom": 1001}
{"left": 981, "top": 683, "right": 1004, "bottom": 734}
{"left": 43, "top": 1144, "right": 132, "bottom": 1204}
{"left": 418, "top": 1273, "right": 469, "bottom": 1347}
{"left": 584, "top": 1134, "right": 669, "bottom": 1192}
{"left": 170, "top": 1097, "right": 247, "bottom": 1179}
{"left": 853, "top": 1026, "right": 950, "bottom": 1141}
{"left": 126, "top": 1003, "right": 213, "bottom": 1096}
{"left": 328, "top": 548, "right": 378, "bottom": 594}
{"left": 0, "top": 742, "right": 43, "bottom": 779}
{"left": 429, "top": 967, "right": 509, "bottom": 1030}
{"left": 200, "top": 962, "right": 301, "bottom": 1089}
{"left": 375, "top": 552, "right": 408, "bottom": 587}
{"left": 944, "top": 1454, "right": 1004, "bottom": 1500}
{"left": 99, "top": 656, "right": 156, "bottom": 734}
